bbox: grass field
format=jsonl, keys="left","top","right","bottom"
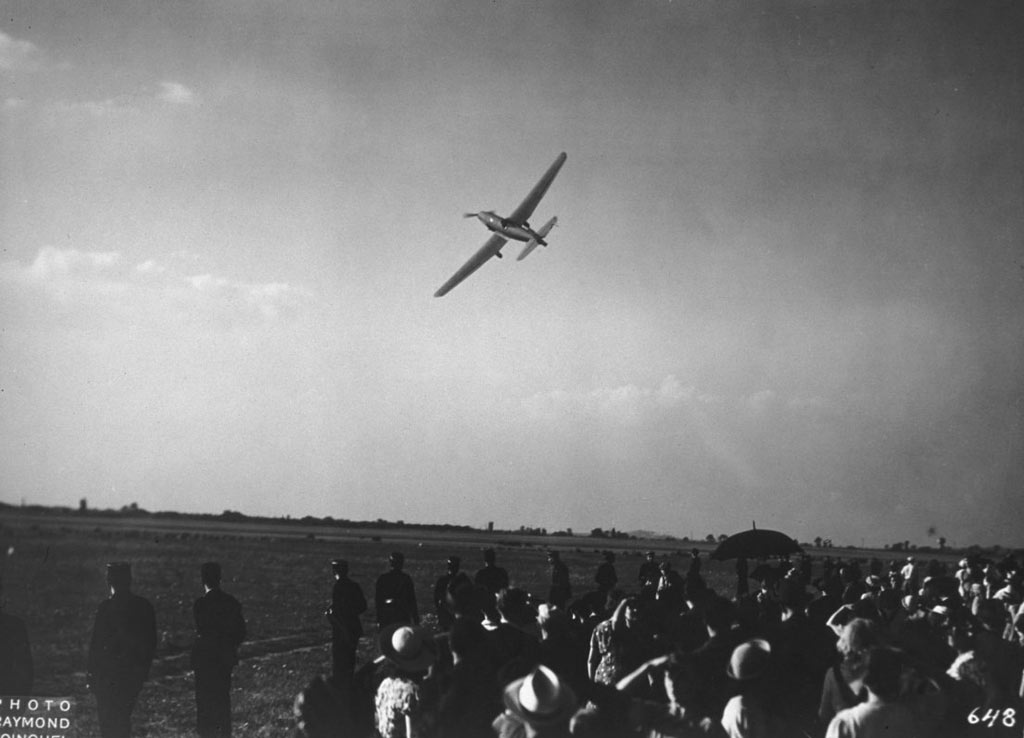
{"left": 0, "top": 512, "right": 962, "bottom": 737}
{"left": 0, "top": 514, "right": 720, "bottom": 737}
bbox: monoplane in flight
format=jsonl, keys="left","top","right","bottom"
{"left": 434, "top": 152, "right": 567, "bottom": 297}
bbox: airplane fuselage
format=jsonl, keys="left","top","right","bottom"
{"left": 475, "top": 211, "right": 546, "bottom": 244}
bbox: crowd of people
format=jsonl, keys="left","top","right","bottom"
{"left": 294, "top": 547, "right": 1024, "bottom": 738}
{"left": 6, "top": 545, "right": 1023, "bottom": 737}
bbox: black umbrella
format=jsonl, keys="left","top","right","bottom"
{"left": 711, "top": 526, "right": 803, "bottom": 561}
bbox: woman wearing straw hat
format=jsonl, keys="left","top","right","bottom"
{"left": 375, "top": 623, "right": 439, "bottom": 738}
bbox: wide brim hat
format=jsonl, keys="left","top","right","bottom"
{"left": 503, "top": 665, "right": 577, "bottom": 728}
{"left": 378, "top": 623, "right": 436, "bottom": 672}
{"left": 726, "top": 638, "right": 772, "bottom": 681}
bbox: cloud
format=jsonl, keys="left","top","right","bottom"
{"left": 157, "top": 81, "right": 197, "bottom": 106}
{"left": 48, "top": 97, "right": 138, "bottom": 118}
{"left": 28, "top": 247, "right": 124, "bottom": 280}
{"left": 0, "top": 31, "right": 41, "bottom": 71}
{"left": 517, "top": 375, "right": 717, "bottom": 424}
{"left": 46, "top": 82, "right": 197, "bottom": 121}
{"left": 4, "top": 247, "right": 314, "bottom": 323}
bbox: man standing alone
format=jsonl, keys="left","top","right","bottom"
{"left": 326, "top": 558, "right": 366, "bottom": 679}
{"left": 474, "top": 548, "right": 509, "bottom": 605}
{"left": 191, "top": 562, "right": 246, "bottom": 738}
{"left": 547, "top": 551, "right": 572, "bottom": 608}
{"left": 375, "top": 552, "right": 419, "bottom": 626}
{"left": 87, "top": 562, "right": 157, "bottom": 738}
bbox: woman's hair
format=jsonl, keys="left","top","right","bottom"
{"left": 836, "top": 618, "right": 879, "bottom": 657}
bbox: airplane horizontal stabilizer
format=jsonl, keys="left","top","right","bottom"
{"left": 517, "top": 216, "right": 558, "bottom": 261}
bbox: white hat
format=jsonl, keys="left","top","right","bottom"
{"left": 503, "top": 665, "right": 577, "bottom": 728}
{"left": 378, "top": 624, "right": 436, "bottom": 672}
{"left": 726, "top": 639, "right": 772, "bottom": 681}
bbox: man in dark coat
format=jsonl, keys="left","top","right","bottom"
{"left": 433, "top": 556, "right": 472, "bottom": 632}
{"left": 326, "top": 558, "right": 366, "bottom": 679}
{"left": 375, "top": 552, "right": 419, "bottom": 626}
{"left": 191, "top": 562, "right": 246, "bottom": 738}
{"left": 0, "top": 576, "right": 33, "bottom": 695}
{"left": 595, "top": 551, "right": 618, "bottom": 594}
{"left": 638, "top": 551, "right": 660, "bottom": 600}
{"left": 87, "top": 562, "right": 157, "bottom": 738}
{"left": 547, "top": 551, "right": 572, "bottom": 608}
{"left": 474, "top": 548, "right": 510, "bottom": 604}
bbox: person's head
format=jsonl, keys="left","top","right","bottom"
{"left": 776, "top": 577, "right": 804, "bottom": 610}
{"left": 106, "top": 562, "right": 132, "bottom": 593}
{"left": 974, "top": 598, "right": 1007, "bottom": 633}
{"left": 947, "top": 624, "right": 973, "bottom": 654}
{"left": 836, "top": 618, "right": 878, "bottom": 658}
{"left": 497, "top": 587, "right": 534, "bottom": 626}
{"left": 927, "top": 603, "right": 951, "bottom": 629}
{"left": 446, "top": 578, "right": 479, "bottom": 620}
{"left": 861, "top": 647, "right": 903, "bottom": 701}
{"left": 536, "top": 603, "right": 570, "bottom": 640}
{"left": 483, "top": 548, "right": 496, "bottom": 565}
{"left": 548, "top": 550, "right": 560, "bottom": 563}
{"left": 691, "top": 548, "right": 700, "bottom": 558}
{"left": 877, "top": 588, "right": 900, "bottom": 615}
{"left": 602, "top": 551, "right": 615, "bottom": 563}
{"left": 603, "top": 588, "right": 625, "bottom": 613}
{"left": 645, "top": 551, "right": 655, "bottom": 562}
{"left": 502, "top": 665, "right": 577, "bottom": 735}
{"left": 331, "top": 558, "right": 349, "bottom": 578}
{"left": 702, "top": 594, "right": 735, "bottom": 635}
{"left": 659, "top": 559, "right": 672, "bottom": 573}
{"left": 726, "top": 639, "right": 771, "bottom": 683}
{"left": 447, "top": 555, "right": 461, "bottom": 574}
{"left": 449, "top": 618, "right": 485, "bottom": 663}
{"left": 379, "top": 624, "right": 436, "bottom": 676}
{"left": 201, "top": 561, "right": 222, "bottom": 589}
{"left": 388, "top": 551, "right": 404, "bottom": 571}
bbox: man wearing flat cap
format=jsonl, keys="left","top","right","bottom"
{"left": 87, "top": 562, "right": 157, "bottom": 738}
{"left": 375, "top": 552, "right": 419, "bottom": 627}
{"left": 326, "top": 558, "right": 366, "bottom": 679}
{"left": 191, "top": 562, "right": 246, "bottom": 738}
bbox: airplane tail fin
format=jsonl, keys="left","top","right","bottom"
{"left": 517, "top": 216, "right": 557, "bottom": 261}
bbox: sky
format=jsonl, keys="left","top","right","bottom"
{"left": 2, "top": 0, "right": 1022, "bottom": 548}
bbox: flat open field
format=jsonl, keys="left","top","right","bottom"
{"left": 0, "top": 511, "right": 960, "bottom": 737}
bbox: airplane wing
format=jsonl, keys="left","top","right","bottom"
{"left": 506, "top": 152, "right": 567, "bottom": 226}
{"left": 434, "top": 233, "right": 508, "bottom": 297}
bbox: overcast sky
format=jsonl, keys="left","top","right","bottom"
{"left": 2, "top": 1, "right": 1022, "bottom": 547}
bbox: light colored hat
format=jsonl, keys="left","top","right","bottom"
{"left": 378, "top": 624, "right": 436, "bottom": 672}
{"left": 726, "top": 638, "right": 772, "bottom": 681}
{"left": 502, "top": 665, "right": 577, "bottom": 728}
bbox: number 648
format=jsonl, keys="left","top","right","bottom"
{"left": 968, "top": 707, "right": 1016, "bottom": 728}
